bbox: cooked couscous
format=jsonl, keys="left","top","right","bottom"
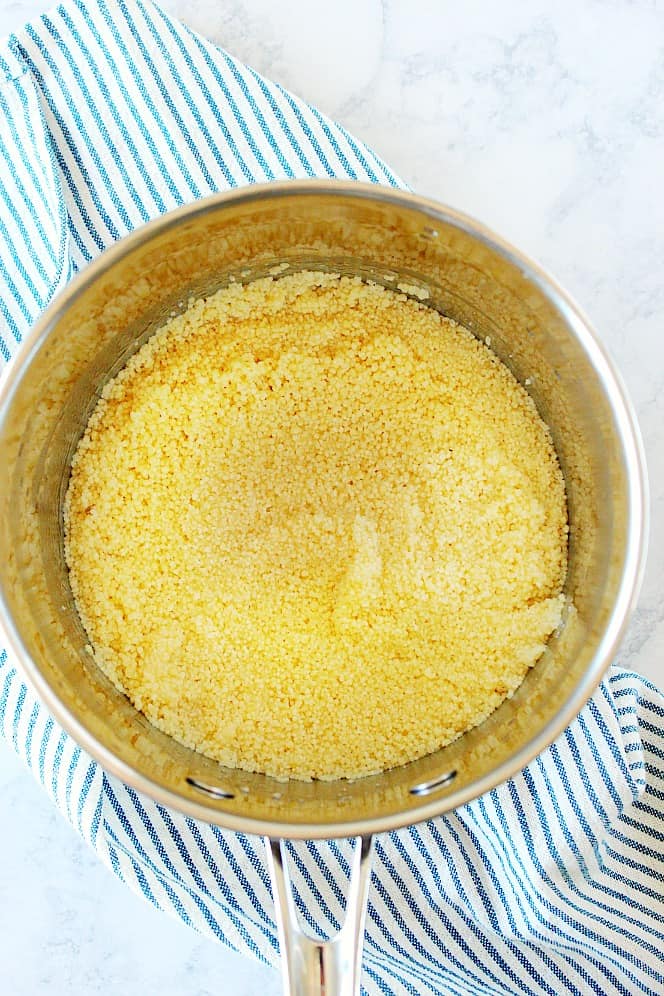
{"left": 64, "top": 271, "right": 568, "bottom": 780}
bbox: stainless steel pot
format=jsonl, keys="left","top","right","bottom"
{"left": 0, "top": 181, "right": 647, "bottom": 996}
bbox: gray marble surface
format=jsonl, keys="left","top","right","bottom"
{"left": 1, "top": 0, "right": 662, "bottom": 992}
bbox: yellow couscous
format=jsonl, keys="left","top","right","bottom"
{"left": 64, "top": 271, "right": 568, "bottom": 780}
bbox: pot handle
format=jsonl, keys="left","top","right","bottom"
{"left": 265, "top": 834, "right": 375, "bottom": 996}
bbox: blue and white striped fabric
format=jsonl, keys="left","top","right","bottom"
{"left": 1, "top": 2, "right": 663, "bottom": 993}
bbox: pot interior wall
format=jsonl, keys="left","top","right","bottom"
{"left": 0, "top": 189, "right": 633, "bottom": 834}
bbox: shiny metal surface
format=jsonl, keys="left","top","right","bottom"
{"left": 266, "top": 835, "right": 374, "bottom": 996}
{"left": 0, "top": 180, "right": 647, "bottom": 841}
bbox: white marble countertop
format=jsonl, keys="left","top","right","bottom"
{"left": 1, "top": 0, "right": 662, "bottom": 993}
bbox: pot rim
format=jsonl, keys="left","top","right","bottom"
{"left": 0, "top": 179, "right": 649, "bottom": 839}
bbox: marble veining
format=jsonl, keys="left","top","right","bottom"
{"left": 1, "top": 1, "right": 662, "bottom": 992}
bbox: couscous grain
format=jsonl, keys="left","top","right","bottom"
{"left": 64, "top": 272, "right": 568, "bottom": 780}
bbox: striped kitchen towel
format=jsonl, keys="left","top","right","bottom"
{"left": 1, "top": 2, "right": 663, "bottom": 993}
